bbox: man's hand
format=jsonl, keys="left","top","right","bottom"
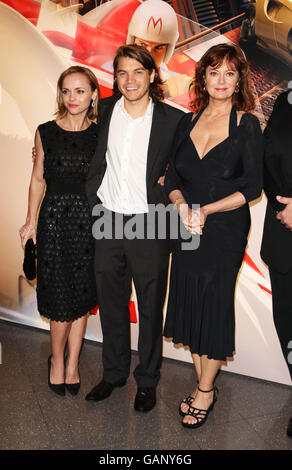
{"left": 157, "top": 176, "right": 165, "bottom": 186}
{"left": 276, "top": 196, "right": 292, "bottom": 230}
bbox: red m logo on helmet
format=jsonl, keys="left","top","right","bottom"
{"left": 147, "top": 17, "right": 163, "bottom": 34}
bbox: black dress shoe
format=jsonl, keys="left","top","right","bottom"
{"left": 134, "top": 387, "right": 156, "bottom": 412}
{"left": 287, "top": 417, "right": 292, "bottom": 438}
{"left": 85, "top": 379, "right": 126, "bottom": 401}
{"left": 48, "top": 355, "right": 65, "bottom": 397}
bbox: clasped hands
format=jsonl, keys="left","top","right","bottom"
{"left": 276, "top": 196, "right": 292, "bottom": 230}
{"left": 178, "top": 203, "right": 206, "bottom": 235}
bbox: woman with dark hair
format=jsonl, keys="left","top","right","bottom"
{"left": 19, "top": 66, "right": 99, "bottom": 396}
{"left": 164, "top": 43, "right": 263, "bottom": 428}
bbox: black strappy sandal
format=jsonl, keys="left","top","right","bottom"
{"left": 178, "top": 380, "right": 199, "bottom": 417}
{"left": 179, "top": 394, "right": 196, "bottom": 417}
{"left": 181, "top": 386, "right": 218, "bottom": 429}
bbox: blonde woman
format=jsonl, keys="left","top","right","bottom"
{"left": 20, "top": 66, "right": 99, "bottom": 396}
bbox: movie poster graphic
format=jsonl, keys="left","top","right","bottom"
{"left": 0, "top": 0, "right": 291, "bottom": 384}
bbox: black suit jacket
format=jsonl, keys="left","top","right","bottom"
{"left": 86, "top": 95, "right": 184, "bottom": 212}
{"left": 261, "top": 91, "right": 292, "bottom": 273}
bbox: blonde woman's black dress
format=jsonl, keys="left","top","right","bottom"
{"left": 36, "top": 121, "right": 98, "bottom": 322}
{"left": 164, "top": 107, "right": 263, "bottom": 360}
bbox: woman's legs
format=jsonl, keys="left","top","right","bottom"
{"left": 65, "top": 314, "right": 88, "bottom": 384}
{"left": 180, "top": 353, "right": 201, "bottom": 414}
{"left": 182, "top": 354, "right": 221, "bottom": 425}
{"left": 199, "top": 355, "right": 221, "bottom": 391}
{"left": 192, "top": 353, "right": 202, "bottom": 381}
{"left": 49, "top": 314, "right": 88, "bottom": 384}
{"left": 50, "top": 320, "right": 72, "bottom": 384}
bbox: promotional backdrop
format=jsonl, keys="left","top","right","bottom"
{"left": 0, "top": 0, "right": 291, "bottom": 385}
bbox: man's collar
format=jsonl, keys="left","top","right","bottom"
{"left": 117, "top": 96, "right": 154, "bottom": 121}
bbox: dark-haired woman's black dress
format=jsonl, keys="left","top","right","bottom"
{"left": 36, "top": 121, "right": 98, "bottom": 322}
{"left": 163, "top": 107, "right": 263, "bottom": 360}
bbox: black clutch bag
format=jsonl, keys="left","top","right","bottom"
{"left": 23, "top": 239, "right": 37, "bottom": 281}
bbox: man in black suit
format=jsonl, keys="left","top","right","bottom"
{"left": 261, "top": 90, "right": 292, "bottom": 438}
{"left": 85, "top": 45, "right": 183, "bottom": 411}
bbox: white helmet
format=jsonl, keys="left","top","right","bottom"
{"left": 127, "top": 0, "right": 179, "bottom": 64}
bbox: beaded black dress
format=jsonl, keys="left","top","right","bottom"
{"left": 36, "top": 121, "right": 97, "bottom": 322}
{"left": 163, "top": 108, "right": 263, "bottom": 360}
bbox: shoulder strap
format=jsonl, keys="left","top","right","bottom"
{"left": 229, "top": 106, "right": 238, "bottom": 136}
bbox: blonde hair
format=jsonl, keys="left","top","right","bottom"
{"left": 55, "top": 66, "right": 100, "bottom": 121}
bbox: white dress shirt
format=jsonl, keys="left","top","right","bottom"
{"left": 97, "top": 97, "right": 153, "bottom": 214}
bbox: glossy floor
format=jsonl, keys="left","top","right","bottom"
{"left": 0, "top": 319, "right": 291, "bottom": 450}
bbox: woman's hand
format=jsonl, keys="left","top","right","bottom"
{"left": 199, "top": 206, "right": 208, "bottom": 227}
{"left": 178, "top": 204, "right": 204, "bottom": 235}
{"left": 19, "top": 223, "right": 36, "bottom": 249}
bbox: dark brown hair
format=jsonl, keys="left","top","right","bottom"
{"left": 55, "top": 66, "right": 100, "bottom": 121}
{"left": 113, "top": 45, "right": 164, "bottom": 104}
{"left": 189, "top": 43, "right": 255, "bottom": 112}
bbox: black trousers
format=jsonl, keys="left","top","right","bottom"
{"left": 93, "top": 211, "right": 170, "bottom": 387}
{"left": 269, "top": 268, "right": 292, "bottom": 381}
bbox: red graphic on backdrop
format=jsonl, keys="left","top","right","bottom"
{"left": 147, "top": 16, "right": 162, "bottom": 35}
{"left": 243, "top": 252, "right": 272, "bottom": 295}
{"left": 90, "top": 301, "right": 138, "bottom": 323}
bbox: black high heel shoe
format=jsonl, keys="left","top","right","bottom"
{"left": 181, "top": 386, "right": 218, "bottom": 429}
{"left": 179, "top": 380, "right": 199, "bottom": 417}
{"left": 48, "top": 355, "right": 65, "bottom": 396}
{"left": 65, "top": 381, "right": 80, "bottom": 396}
{"left": 64, "top": 357, "right": 80, "bottom": 396}
{"left": 179, "top": 371, "right": 221, "bottom": 418}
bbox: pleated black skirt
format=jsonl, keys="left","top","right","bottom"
{"left": 163, "top": 254, "right": 239, "bottom": 361}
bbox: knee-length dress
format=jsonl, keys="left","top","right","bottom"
{"left": 36, "top": 121, "right": 98, "bottom": 322}
{"left": 163, "top": 107, "right": 263, "bottom": 360}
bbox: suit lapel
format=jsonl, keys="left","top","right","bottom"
{"left": 98, "top": 97, "right": 118, "bottom": 156}
{"left": 86, "top": 96, "right": 118, "bottom": 197}
{"left": 146, "top": 103, "right": 165, "bottom": 183}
